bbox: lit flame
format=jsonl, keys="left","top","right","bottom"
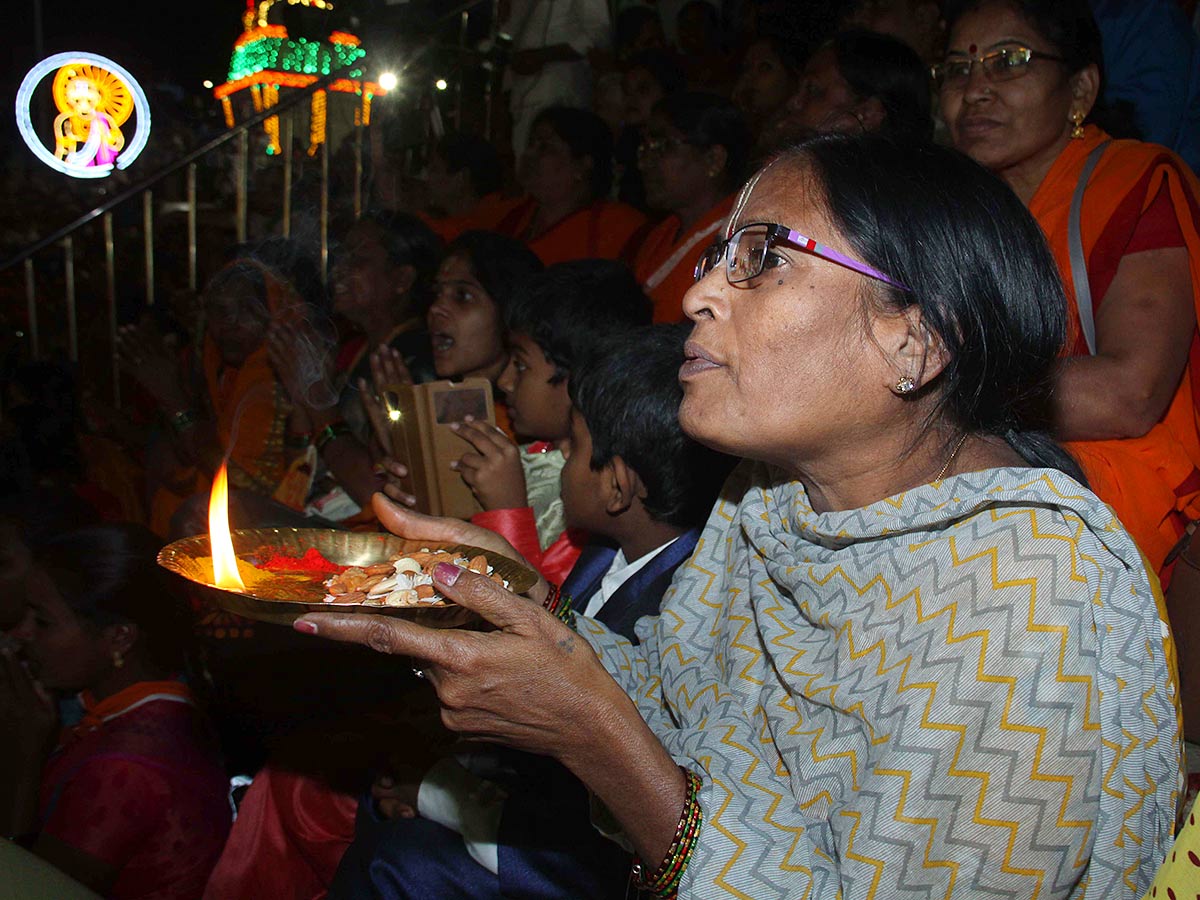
{"left": 208, "top": 462, "right": 245, "bottom": 589}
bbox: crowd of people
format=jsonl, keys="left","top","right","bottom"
{"left": 4, "top": 0, "right": 1200, "bottom": 897}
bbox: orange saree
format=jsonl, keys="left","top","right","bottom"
{"left": 1030, "top": 126, "right": 1200, "bottom": 575}
{"left": 149, "top": 265, "right": 307, "bottom": 536}
{"left": 634, "top": 195, "right": 734, "bottom": 323}
{"left": 496, "top": 197, "right": 650, "bottom": 266}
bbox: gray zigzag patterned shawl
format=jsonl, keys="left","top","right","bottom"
{"left": 580, "top": 461, "right": 1181, "bottom": 899}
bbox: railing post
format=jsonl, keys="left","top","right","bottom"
{"left": 23, "top": 259, "right": 38, "bottom": 359}
{"left": 187, "top": 163, "right": 198, "bottom": 291}
{"left": 143, "top": 189, "right": 155, "bottom": 306}
{"left": 320, "top": 134, "right": 329, "bottom": 282}
{"left": 63, "top": 236, "right": 77, "bottom": 362}
{"left": 354, "top": 110, "right": 363, "bottom": 220}
{"left": 236, "top": 129, "right": 249, "bottom": 244}
{"left": 104, "top": 212, "right": 119, "bottom": 407}
{"left": 282, "top": 112, "right": 293, "bottom": 239}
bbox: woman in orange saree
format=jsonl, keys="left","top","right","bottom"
{"left": 633, "top": 92, "right": 749, "bottom": 323}
{"left": 129, "top": 246, "right": 326, "bottom": 537}
{"left": 940, "top": 0, "right": 1200, "bottom": 580}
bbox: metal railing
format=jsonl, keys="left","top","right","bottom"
{"left": 2, "top": 0, "right": 491, "bottom": 405}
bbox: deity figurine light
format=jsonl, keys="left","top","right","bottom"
{"left": 16, "top": 52, "right": 151, "bottom": 179}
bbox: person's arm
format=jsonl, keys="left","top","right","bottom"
{"left": 294, "top": 552, "right": 687, "bottom": 869}
{"left": 1054, "top": 246, "right": 1192, "bottom": 440}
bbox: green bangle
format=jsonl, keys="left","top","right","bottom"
{"left": 313, "top": 421, "right": 353, "bottom": 453}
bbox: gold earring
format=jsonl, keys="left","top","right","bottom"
{"left": 1070, "top": 109, "right": 1085, "bottom": 140}
{"left": 112, "top": 650, "right": 124, "bottom": 669}
{"left": 895, "top": 376, "right": 917, "bottom": 394}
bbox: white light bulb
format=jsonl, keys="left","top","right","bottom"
{"left": 435, "top": 78, "right": 448, "bottom": 91}
{"left": 379, "top": 71, "right": 398, "bottom": 92}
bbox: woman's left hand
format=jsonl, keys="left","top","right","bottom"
{"left": 266, "top": 320, "right": 338, "bottom": 413}
{"left": 294, "top": 564, "right": 620, "bottom": 761}
{"left": 449, "top": 419, "right": 528, "bottom": 511}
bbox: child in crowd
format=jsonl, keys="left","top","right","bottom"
{"left": 450, "top": 259, "right": 653, "bottom": 583}
{"left": 331, "top": 324, "right": 736, "bottom": 899}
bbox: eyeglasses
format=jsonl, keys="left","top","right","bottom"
{"left": 930, "top": 45, "right": 1066, "bottom": 91}
{"left": 694, "top": 222, "right": 911, "bottom": 291}
{"left": 637, "top": 136, "right": 691, "bottom": 158}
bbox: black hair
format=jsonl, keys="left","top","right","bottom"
{"left": 791, "top": 134, "right": 1085, "bottom": 481}
{"left": 615, "top": 6, "right": 664, "bottom": 56}
{"left": 653, "top": 92, "right": 754, "bottom": 191}
{"left": 444, "top": 230, "right": 544, "bottom": 319}
{"left": 504, "top": 260, "right": 653, "bottom": 385}
{"left": 355, "top": 209, "right": 443, "bottom": 307}
{"left": 33, "top": 525, "right": 193, "bottom": 674}
{"left": 624, "top": 49, "right": 687, "bottom": 98}
{"left": 433, "top": 132, "right": 502, "bottom": 198}
{"left": 569, "top": 324, "right": 736, "bottom": 527}
{"left": 830, "top": 29, "right": 934, "bottom": 141}
{"left": 530, "top": 107, "right": 616, "bottom": 202}
{"left": 944, "top": 0, "right": 1137, "bottom": 137}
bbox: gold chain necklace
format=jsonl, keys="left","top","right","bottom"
{"left": 934, "top": 433, "right": 970, "bottom": 482}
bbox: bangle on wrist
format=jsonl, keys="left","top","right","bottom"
{"left": 630, "top": 767, "right": 703, "bottom": 899}
{"left": 168, "top": 408, "right": 199, "bottom": 434}
{"left": 541, "top": 581, "right": 577, "bottom": 629}
{"left": 313, "top": 421, "right": 353, "bottom": 453}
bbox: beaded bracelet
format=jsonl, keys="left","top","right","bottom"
{"left": 541, "top": 582, "right": 576, "bottom": 628}
{"left": 630, "top": 767, "right": 703, "bottom": 899}
{"left": 313, "top": 421, "right": 353, "bottom": 453}
{"left": 168, "top": 408, "right": 198, "bottom": 434}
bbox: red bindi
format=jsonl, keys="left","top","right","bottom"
{"left": 968, "top": 43, "right": 978, "bottom": 54}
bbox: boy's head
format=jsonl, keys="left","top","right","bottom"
{"left": 562, "top": 324, "right": 735, "bottom": 534}
{"left": 499, "top": 260, "right": 652, "bottom": 441}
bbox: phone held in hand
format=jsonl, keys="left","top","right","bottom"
{"left": 382, "top": 379, "right": 496, "bottom": 519}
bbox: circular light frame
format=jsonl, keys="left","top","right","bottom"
{"left": 16, "top": 51, "right": 151, "bottom": 179}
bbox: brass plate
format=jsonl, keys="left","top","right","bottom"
{"left": 158, "top": 528, "right": 536, "bottom": 628}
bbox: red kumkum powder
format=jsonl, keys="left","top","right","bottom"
{"left": 259, "top": 547, "right": 346, "bottom": 574}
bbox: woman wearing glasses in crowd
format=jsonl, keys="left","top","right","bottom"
{"left": 295, "top": 135, "right": 1179, "bottom": 898}
{"left": 938, "top": 0, "right": 1200, "bottom": 585}
{"left": 633, "top": 92, "right": 752, "bottom": 323}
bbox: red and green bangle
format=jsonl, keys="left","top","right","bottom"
{"left": 313, "top": 421, "right": 353, "bottom": 453}
{"left": 541, "top": 581, "right": 576, "bottom": 628}
{"left": 630, "top": 767, "right": 703, "bottom": 899}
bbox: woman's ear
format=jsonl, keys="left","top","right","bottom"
{"left": 392, "top": 264, "right": 417, "bottom": 298}
{"left": 878, "top": 305, "right": 949, "bottom": 393}
{"left": 704, "top": 144, "right": 729, "bottom": 180}
{"left": 1070, "top": 63, "right": 1101, "bottom": 119}
{"left": 854, "top": 96, "right": 886, "bottom": 133}
{"left": 103, "top": 623, "right": 139, "bottom": 657}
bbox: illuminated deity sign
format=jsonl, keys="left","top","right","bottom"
{"left": 16, "top": 52, "right": 151, "bottom": 179}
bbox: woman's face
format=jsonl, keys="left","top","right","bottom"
{"left": 733, "top": 39, "right": 797, "bottom": 124}
{"left": 638, "top": 113, "right": 717, "bottom": 214}
{"left": 519, "top": 122, "right": 590, "bottom": 206}
{"left": 679, "top": 163, "right": 899, "bottom": 471}
{"left": 785, "top": 47, "right": 865, "bottom": 136}
{"left": 330, "top": 222, "right": 414, "bottom": 325}
{"left": 204, "top": 275, "right": 269, "bottom": 368}
{"left": 622, "top": 66, "right": 666, "bottom": 127}
{"left": 20, "top": 567, "right": 112, "bottom": 692}
{"left": 427, "top": 254, "right": 507, "bottom": 381}
{"left": 939, "top": 3, "right": 1081, "bottom": 180}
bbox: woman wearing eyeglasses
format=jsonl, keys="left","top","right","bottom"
{"left": 633, "top": 92, "right": 752, "bottom": 323}
{"left": 293, "top": 134, "right": 1178, "bottom": 899}
{"left": 938, "top": 0, "right": 1200, "bottom": 585}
